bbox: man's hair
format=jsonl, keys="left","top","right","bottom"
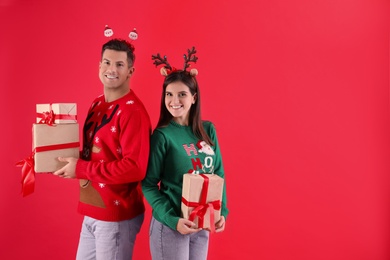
{"left": 101, "top": 39, "right": 135, "bottom": 67}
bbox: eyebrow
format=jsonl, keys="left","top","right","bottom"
{"left": 165, "top": 90, "right": 189, "bottom": 94}
{"left": 102, "top": 58, "right": 126, "bottom": 64}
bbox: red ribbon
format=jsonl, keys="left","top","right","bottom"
{"left": 36, "top": 104, "right": 77, "bottom": 125}
{"left": 16, "top": 141, "right": 80, "bottom": 197}
{"left": 181, "top": 174, "right": 221, "bottom": 233}
{"left": 15, "top": 153, "right": 35, "bottom": 197}
{"left": 35, "top": 142, "right": 79, "bottom": 153}
{"left": 37, "top": 110, "right": 56, "bottom": 125}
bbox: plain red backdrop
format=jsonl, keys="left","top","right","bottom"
{"left": 1, "top": 0, "right": 390, "bottom": 259}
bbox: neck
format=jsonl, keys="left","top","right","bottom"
{"left": 104, "top": 88, "right": 131, "bottom": 102}
{"left": 173, "top": 117, "right": 189, "bottom": 126}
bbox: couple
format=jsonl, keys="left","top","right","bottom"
{"left": 53, "top": 38, "right": 229, "bottom": 260}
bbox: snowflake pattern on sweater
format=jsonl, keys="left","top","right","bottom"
{"left": 76, "top": 90, "right": 151, "bottom": 221}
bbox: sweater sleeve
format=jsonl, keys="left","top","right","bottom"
{"left": 142, "top": 130, "right": 180, "bottom": 230}
{"left": 76, "top": 108, "right": 151, "bottom": 184}
{"left": 208, "top": 122, "right": 229, "bottom": 219}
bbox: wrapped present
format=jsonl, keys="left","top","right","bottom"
{"left": 36, "top": 103, "right": 77, "bottom": 124}
{"left": 33, "top": 123, "right": 80, "bottom": 173}
{"left": 181, "top": 173, "right": 224, "bottom": 232}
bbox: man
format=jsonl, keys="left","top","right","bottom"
{"left": 54, "top": 38, "right": 151, "bottom": 260}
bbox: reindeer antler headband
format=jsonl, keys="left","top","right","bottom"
{"left": 151, "top": 47, "right": 199, "bottom": 77}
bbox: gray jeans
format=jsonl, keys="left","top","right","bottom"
{"left": 76, "top": 214, "right": 144, "bottom": 260}
{"left": 149, "top": 217, "right": 210, "bottom": 260}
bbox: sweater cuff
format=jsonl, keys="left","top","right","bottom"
{"left": 75, "top": 159, "right": 89, "bottom": 179}
{"left": 166, "top": 216, "right": 180, "bottom": 231}
{"left": 222, "top": 208, "right": 229, "bottom": 220}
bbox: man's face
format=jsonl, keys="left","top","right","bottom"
{"left": 99, "top": 49, "right": 134, "bottom": 90}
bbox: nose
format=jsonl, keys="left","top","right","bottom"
{"left": 107, "top": 63, "right": 117, "bottom": 73}
{"left": 172, "top": 95, "right": 180, "bottom": 104}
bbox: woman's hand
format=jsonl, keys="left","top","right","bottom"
{"left": 176, "top": 218, "right": 202, "bottom": 235}
{"left": 215, "top": 216, "right": 226, "bottom": 233}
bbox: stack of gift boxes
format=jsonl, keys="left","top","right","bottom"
{"left": 34, "top": 103, "right": 79, "bottom": 172}
{"left": 181, "top": 173, "right": 224, "bottom": 233}
{"left": 17, "top": 103, "right": 80, "bottom": 196}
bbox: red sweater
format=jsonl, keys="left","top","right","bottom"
{"left": 76, "top": 90, "right": 151, "bottom": 221}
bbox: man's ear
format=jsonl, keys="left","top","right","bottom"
{"left": 128, "top": 67, "right": 135, "bottom": 77}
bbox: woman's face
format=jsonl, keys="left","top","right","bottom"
{"left": 165, "top": 81, "right": 196, "bottom": 126}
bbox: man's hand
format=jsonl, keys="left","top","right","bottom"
{"left": 53, "top": 157, "right": 78, "bottom": 179}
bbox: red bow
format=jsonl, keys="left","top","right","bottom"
{"left": 37, "top": 110, "right": 55, "bottom": 126}
{"left": 166, "top": 67, "right": 178, "bottom": 75}
{"left": 186, "top": 199, "right": 221, "bottom": 233}
{"left": 181, "top": 174, "right": 221, "bottom": 233}
{"left": 16, "top": 153, "right": 36, "bottom": 197}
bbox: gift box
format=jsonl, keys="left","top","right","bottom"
{"left": 181, "top": 173, "right": 224, "bottom": 232}
{"left": 33, "top": 123, "right": 80, "bottom": 173}
{"left": 36, "top": 103, "right": 77, "bottom": 124}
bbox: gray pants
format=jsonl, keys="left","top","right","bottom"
{"left": 149, "top": 217, "right": 210, "bottom": 260}
{"left": 76, "top": 214, "right": 144, "bottom": 260}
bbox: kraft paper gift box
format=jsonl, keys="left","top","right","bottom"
{"left": 36, "top": 103, "right": 77, "bottom": 124}
{"left": 181, "top": 173, "right": 224, "bottom": 231}
{"left": 33, "top": 123, "right": 80, "bottom": 173}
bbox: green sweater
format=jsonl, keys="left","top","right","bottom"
{"left": 142, "top": 120, "right": 229, "bottom": 230}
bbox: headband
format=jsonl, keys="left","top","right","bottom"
{"left": 104, "top": 25, "right": 138, "bottom": 41}
{"left": 151, "top": 47, "right": 199, "bottom": 76}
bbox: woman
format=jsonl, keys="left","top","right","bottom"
{"left": 142, "top": 47, "right": 229, "bottom": 260}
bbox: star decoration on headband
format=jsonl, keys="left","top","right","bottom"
{"left": 151, "top": 47, "right": 199, "bottom": 77}
{"left": 104, "top": 25, "right": 138, "bottom": 42}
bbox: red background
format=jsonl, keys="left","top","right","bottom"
{"left": 1, "top": 0, "right": 390, "bottom": 259}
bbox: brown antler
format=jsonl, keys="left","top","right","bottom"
{"left": 183, "top": 47, "right": 198, "bottom": 71}
{"left": 151, "top": 53, "right": 172, "bottom": 70}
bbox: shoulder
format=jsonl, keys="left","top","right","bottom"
{"left": 202, "top": 120, "right": 219, "bottom": 142}
{"left": 152, "top": 125, "right": 170, "bottom": 137}
{"left": 118, "top": 92, "right": 150, "bottom": 118}
{"left": 94, "top": 94, "right": 104, "bottom": 101}
{"left": 202, "top": 120, "right": 214, "bottom": 127}
{"left": 202, "top": 120, "right": 216, "bottom": 132}
{"left": 120, "top": 92, "right": 146, "bottom": 110}
{"left": 151, "top": 123, "right": 182, "bottom": 141}
{"left": 89, "top": 95, "right": 104, "bottom": 109}
{"left": 150, "top": 127, "right": 170, "bottom": 147}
